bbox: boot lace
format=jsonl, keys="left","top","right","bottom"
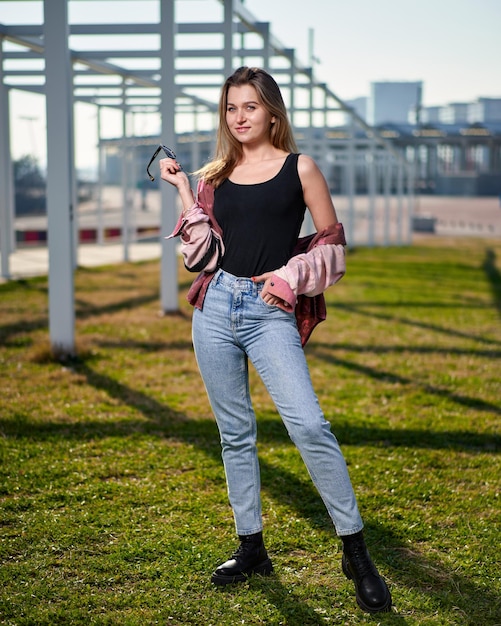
{"left": 347, "top": 543, "right": 375, "bottom": 579}
{"left": 232, "top": 537, "right": 260, "bottom": 560}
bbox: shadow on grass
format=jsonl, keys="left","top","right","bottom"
{"left": 0, "top": 261, "right": 195, "bottom": 346}
{"left": 308, "top": 341, "right": 501, "bottom": 360}
{"left": 74, "top": 292, "right": 160, "bottom": 316}
{"left": 214, "top": 570, "right": 409, "bottom": 624}
{"left": 329, "top": 301, "right": 501, "bottom": 347}
{"left": 0, "top": 285, "right": 162, "bottom": 344}
{"left": 213, "top": 575, "right": 344, "bottom": 626}
{"left": 2, "top": 362, "right": 500, "bottom": 622}
{"left": 307, "top": 343, "right": 501, "bottom": 418}
{"left": 483, "top": 248, "right": 501, "bottom": 315}
{"left": 3, "top": 361, "right": 499, "bottom": 452}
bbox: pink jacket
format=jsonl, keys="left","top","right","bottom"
{"left": 167, "top": 180, "right": 224, "bottom": 273}
{"left": 167, "top": 179, "right": 347, "bottom": 346}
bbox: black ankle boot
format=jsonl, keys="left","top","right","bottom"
{"left": 341, "top": 531, "right": 392, "bottom": 614}
{"left": 211, "top": 532, "right": 273, "bottom": 586}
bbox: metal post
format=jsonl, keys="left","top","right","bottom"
{"left": 239, "top": 29, "right": 245, "bottom": 67}
{"left": 367, "top": 138, "right": 376, "bottom": 247}
{"left": 396, "top": 156, "right": 404, "bottom": 245}
{"left": 261, "top": 22, "right": 270, "bottom": 72}
{"left": 0, "top": 43, "right": 15, "bottom": 279}
{"left": 128, "top": 116, "right": 137, "bottom": 244}
{"left": 192, "top": 107, "right": 201, "bottom": 171}
{"left": 121, "top": 83, "right": 130, "bottom": 262}
{"left": 346, "top": 116, "right": 356, "bottom": 247}
{"left": 407, "top": 158, "right": 415, "bottom": 244}
{"left": 383, "top": 152, "right": 392, "bottom": 246}
{"left": 159, "top": 0, "right": 179, "bottom": 312}
{"left": 96, "top": 105, "right": 105, "bottom": 245}
{"left": 44, "top": 0, "right": 75, "bottom": 355}
{"left": 71, "top": 65, "right": 78, "bottom": 269}
{"left": 321, "top": 89, "right": 329, "bottom": 175}
{"left": 288, "top": 49, "right": 295, "bottom": 128}
{"left": 223, "top": 0, "right": 234, "bottom": 77}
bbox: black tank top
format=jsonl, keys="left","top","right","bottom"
{"left": 214, "top": 153, "right": 306, "bottom": 277}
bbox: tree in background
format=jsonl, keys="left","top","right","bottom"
{"left": 14, "top": 155, "right": 46, "bottom": 216}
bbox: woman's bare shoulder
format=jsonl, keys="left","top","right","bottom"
{"left": 297, "top": 154, "right": 322, "bottom": 180}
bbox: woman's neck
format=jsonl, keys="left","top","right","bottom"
{"left": 238, "top": 145, "right": 287, "bottom": 165}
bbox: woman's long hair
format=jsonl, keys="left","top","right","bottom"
{"left": 197, "top": 66, "right": 298, "bottom": 187}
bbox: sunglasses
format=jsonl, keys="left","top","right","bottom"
{"left": 146, "top": 145, "right": 182, "bottom": 181}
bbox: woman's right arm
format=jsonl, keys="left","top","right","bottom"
{"left": 159, "top": 157, "right": 194, "bottom": 212}
{"left": 160, "top": 158, "right": 224, "bottom": 273}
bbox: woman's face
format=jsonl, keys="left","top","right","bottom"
{"left": 225, "top": 84, "right": 275, "bottom": 146}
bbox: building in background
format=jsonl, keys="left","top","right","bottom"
{"left": 418, "top": 98, "right": 501, "bottom": 126}
{"left": 343, "top": 97, "right": 368, "bottom": 123}
{"left": 337, "top": 87, "right": 501, "bottom": 196}
{"left": 420, "top": 106, "right": 441, "bottom": 124}
{"left": 438, "top": 102, "right": 470, "bottom": 124}
{"left": 468, "top": 98, "right": 501, "bottom": 123}
{"left": 368, "top": 81, "right": 423, "bottom": 125}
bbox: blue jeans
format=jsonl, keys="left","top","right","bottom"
{"left": 192, "top": 269, "right": 363, "bottom": 537}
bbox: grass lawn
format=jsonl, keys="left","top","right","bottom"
{"left": 1, "top": 236, "right": 500, "bottom": 625}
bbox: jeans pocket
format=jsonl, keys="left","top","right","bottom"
{"left": 258, "top": 294, "right": 294, "bottom": 315}
{"left": 258, "top": 294, "right": 279, "bottom": 309}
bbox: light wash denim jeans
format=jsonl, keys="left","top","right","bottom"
{"left": 192, "top": 269, "right": 363, "bottom": 537}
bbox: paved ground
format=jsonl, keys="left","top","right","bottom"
{"left": 2, "top": 190, "right": 500, "bottom": 282}
{"left": 1, "top": 241, "right": 163, "bottom": 283}
{"left": 15, "top": 188, "right": 501, "bottom": 238}
{"left": 335, "top": 194, "right": 501, "bottom": 238}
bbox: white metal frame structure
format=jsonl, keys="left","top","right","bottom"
{"left": 0, "top": 0, "right": 414, "bottom": 356}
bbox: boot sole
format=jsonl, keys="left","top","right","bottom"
{"left": 211, "top": 558, "right": 273, "bottom": 586}
{"left": 342, "top": 556, "right": 392, "bottom": 614}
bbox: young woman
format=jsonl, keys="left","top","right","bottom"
{"left": 159, "top": 66, "right": 392, "bottom": 614}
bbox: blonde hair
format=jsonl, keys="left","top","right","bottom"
{"left": 197, "top": 66, "right": 298, "bottom": 187}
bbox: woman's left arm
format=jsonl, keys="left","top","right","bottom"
{"left": 297, "top": 154, "right": 339, "bottom": 231}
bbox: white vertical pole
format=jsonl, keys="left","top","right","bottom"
{"left": 130, "top": 142, "right": 138, "bottom": 242}
{"left": 288, "top": 49, "right": 295, "bottom": 129}
{"left": 44, "top": 0, "right": 75, "bottom": 355}
{"left": 159, "top": 0, "right": 179, "bottom": 312}
{"left": 346, "top": 117, "right": 356, "bottom": 247}
{"left": 383, "top": 152, "right": 392, "bottom": 246}
{"left": 396, "top": 157, "right": 404, "bottom": 245}
{"left": 303, "top": 64, "right": 315, "bottom": 236}
{"left": 367, "top": 139, "right": 376, "bottom": 247}
{"left": 223, "top": 0, "right": 234, "bottom": 77}
{"left": 192, "top": 107, "right": 200, "bottom": 171}
{"left": 121, "top": 84, "right": 130, "bottom": 262}
{"left": 96, "top": 105, "right": 105, "bottom": 245}
{"left": 71, "top": 68, "right": 78, "bottom": 269}
{"left": 407, "top": 159, "right": 415, "bottom": 244}
{"left": 261, "top": 22, "right": 270, "bottom": 72}
{"left": 0, "top": 43, "right": 15, "bottom": 279}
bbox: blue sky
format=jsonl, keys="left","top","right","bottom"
{"left": 245, "top": 0, "right": 501, "bottom": 105}
{"left": 1, "top": 0, "right": 500, "bottom": 168}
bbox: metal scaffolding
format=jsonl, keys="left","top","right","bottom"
{"left": 0, "top": 0, "right": 414, "bottom": 356}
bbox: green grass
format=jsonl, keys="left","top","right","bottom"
{"left": 1, "top": 237, "right": 500, "bottom": 625}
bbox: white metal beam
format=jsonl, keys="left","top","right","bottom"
{"left": 223, "top": 0, "right": 234, "bottom": 76}
{"left": 0, "top": 42, "right": 15, "bottom": 280}
{"left": 44, "top": 0, "right": 75, "bottom": 356}
{"left": 159, "top": 0, "right": 179, "bottom": 313}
